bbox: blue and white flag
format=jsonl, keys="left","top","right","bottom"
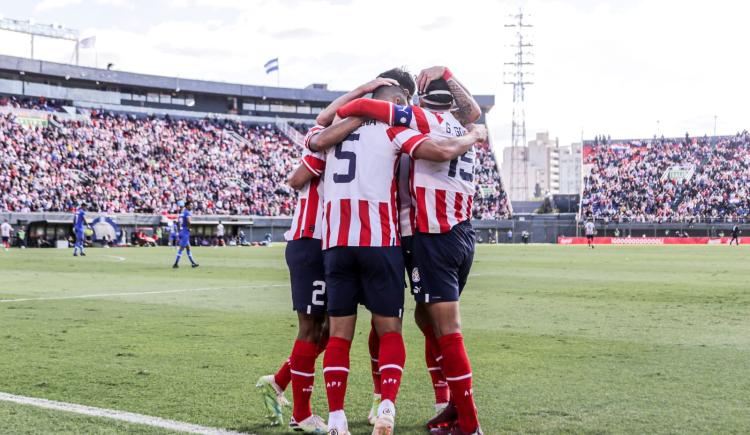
{"left": 264, "top": 58, "right": 279, "bottom": 74}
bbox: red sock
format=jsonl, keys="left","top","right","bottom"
{"left": 290, "top": 340, "right": 318, "bottom": 422}
{"left": 378, "top": 332, "right": 406, "bottom": 403}
{"left": 323, "top": 336, "right": 351, "bottom": 412}
{"left": 368, "top": 326, "right": 381, "bottom": 395}
{"left": 273, "top": 356, "right": 291, "bottom": 391}
{"left": 439, "top": 333, "right": 479, "bottom": 432}
{"left": 420, "top": 325, "right": 450, "bottom": 405}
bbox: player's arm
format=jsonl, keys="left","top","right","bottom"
{"left": 316, "top": 77, "right": 399, "bottom": 127}
{"left": 417, "top": 66, "right": 481, "bottom": 125}
{"left": 412, "top": 125, "right": 488, "bottom": 162}
{"left": 308, "top": 117, "right": 364, "bottom": 152}
{"left": 288, "top": 164, "right": 317, "bottom": 190}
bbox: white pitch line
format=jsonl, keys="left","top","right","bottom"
{"left": 0, "top": 284, "right": 286, "bottom": 303}
{"left": 0, "top": 392, "right": 251, "bottom": 435}
{"left": 103, "top": 255, "right": 127, "bottom": 262}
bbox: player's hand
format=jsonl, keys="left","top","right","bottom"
{"left": 357, "top": 77, "right": 399, "bottom": 95}
{"left": 466, "top": 124, "right": 488, "bottom": 143}
{"left": 417, "top": 66, "right": 447, "bottom": 94}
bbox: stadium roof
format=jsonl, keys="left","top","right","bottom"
{"left": 0, "top": 55, "right": 495, "bottom": 112}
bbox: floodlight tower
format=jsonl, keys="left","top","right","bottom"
{"left": 504, "top": 8, "right": 533, "bottom": 201}
{"left": 0, "top": 18, "right": 80, "bottom": 64}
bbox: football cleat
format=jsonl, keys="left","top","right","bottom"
{"left": 430, "top": 424, "right": 483, "bottom": 435}
{"left": 367, "top": 394, "right": 381, "bottom": 425}
{"left": 191, "top": 263, "right": 199, "bottom": 268}
{"left": 289, "top": 414, "right": 326, "bottom": 433}
{"left": 172, "top": 264, "right": 179, "bottom": 269}
{"left": 426, "top": 401, "right": 458, "bottom": 430}
{"left": 256, "top": 375, "right": 289, "bottom": 426}
{"left": 371, "top": 400, "right": 395, "bottom": 435}
{"left": 327, "top": 429, "right": 350, "bottom": 435}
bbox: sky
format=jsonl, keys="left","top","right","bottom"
{"left": 1, "top": 0, "right": 749, "bottom": 160}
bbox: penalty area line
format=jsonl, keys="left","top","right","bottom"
{"left": 0, "top": 284, "right": 287, "bottom": 303}
{"left": 0, "top": 392, "right": 251, "bottom": 435}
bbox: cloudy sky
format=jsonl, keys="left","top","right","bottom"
{"left": 1, "top": 0, "right": 749, "bottom": 156}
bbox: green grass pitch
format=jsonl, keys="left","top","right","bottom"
{"left": 1, "top": 245, "right": 749, "bottom": 434}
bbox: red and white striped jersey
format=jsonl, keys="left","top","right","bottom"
{"left": 285, "top": 143, "right": 327, "bottom": 241}
{"left": 321, "top": 119, "right": 427, "bottom": 249}
{"left": 391, "top": 106, "right": 476, "bottom": 234}
{"left": 396, "top": 153, "right": 414, "bottom": 237}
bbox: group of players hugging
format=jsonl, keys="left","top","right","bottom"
{"left": 256, "top": 65, "right": 488, "bottom": 435}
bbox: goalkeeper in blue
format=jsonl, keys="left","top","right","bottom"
{"left": 173, "top": 201, "right": 199, "bottom": 269}
{"left": 73, "top": 205, "right": 89, "bottom": 257}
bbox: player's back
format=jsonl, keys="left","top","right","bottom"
{"left": 408, "top": 108, "right": 475, "bottom": 233}
{"left": 322, "top": 119, "right": 401, "bottom": 249}
{"left": 180, "top": 210, "right": 191, "bottom": 232}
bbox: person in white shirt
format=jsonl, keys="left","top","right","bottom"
{"left": 1, "top": 220, "right": 12, "bottom": 251}
{"left": 216, "top": 221, "right": 225, "bottom": 247}
{"left": 585, "top": 219, "right": 596, "bottom": 249}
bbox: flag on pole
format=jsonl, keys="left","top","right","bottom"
{"left": 264, "top": 58, "right": 279, "bottom": 74}
{"left": 79, "top": 36, "right": 96, "bottom": 49}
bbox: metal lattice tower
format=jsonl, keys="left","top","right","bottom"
{"left": 504, "top": 8, "right": 533, "bottom": 201}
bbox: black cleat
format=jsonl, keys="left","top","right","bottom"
{"left": 173, "top": 264, "right": 179, "bottom": 269}
{"left": 427, "top": 402, "right": 458, "bottom": 430}
{"left": 191, "top": 263, "right": 199, "bottom": 268}
{"left": 81, "top": 252, "right": 86, "bottom": 256}
{"left": 73, "top": 253, "right": 78, "bottom": 257}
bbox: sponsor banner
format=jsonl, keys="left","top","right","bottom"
{"left": 557, "top": 237, "right": 750, "bottom": 245}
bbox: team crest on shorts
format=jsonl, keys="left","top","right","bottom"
{"left": 411, "top": 267, "right": 421, "bottom": 283}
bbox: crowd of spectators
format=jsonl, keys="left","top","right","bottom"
{"left": 582, "top": 131, "right": 750, "bottom": 222}
{"left": 0, "top": 107, "right": 509, "bottom": 219}
{"left": 473, "top": 142, "right": 510, "bottom": 219}
{"left": 0, "top": 95, "right": 67, "bottom": 112}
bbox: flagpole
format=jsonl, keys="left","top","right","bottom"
{"left": 277, "top": 68, "right": 280, "bottom": 87}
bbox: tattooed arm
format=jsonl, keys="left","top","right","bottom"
{"left": 416, "top": 66, "right": 482, "bottom": 126}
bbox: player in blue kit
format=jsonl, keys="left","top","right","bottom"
{"left": 72, "top": 205, "right": 89, "bottom": 257}
{"left": 173, "top": 201, "right": 199, "bottom": 269}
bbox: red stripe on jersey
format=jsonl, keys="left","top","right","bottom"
{"left": 337, "top": 199, "right": 351, "bottom": 247}
{"left": 435, "top": 189, "right": 450, "bottom": 233}
{"left": 325, "top": 201, "right": 332, "bottom": 249}
{"left": 416, "top": 186, "right": 428, "bottom": 232}
{"left": 379, "top": 202, "right": 391, "bottom": 246}
{"left": 358, "top": 199, "right": 371, "bottom": 247}
{"left": 431, "top": 111, "right": 444, "bottom": 124}
{"left": 302, "top": 155, "right": 325, "bottom": 176}
{"left": 304, "top": 178, "right": 320, "bottom": 238}
{"left": 454, "top": 192, "right": 464, "bottom": 222}
{"left": 467, "top": 195, "right": 474, "bottom": 219}
{"left": 386, "top": 126, "right": 408, "bottom": 141}
{"left": 401, "top": 134, "right": 428, "bottom": 156}
{"left": 413, "top": 106, "right": 430, "bottom": 134}
{"left": 409, "top": 159, "right": 416, "bottom": 231}
{"left": 390, "top": 158, "right": 399, "bottom": 245}
{"left": 295, "top": 198, "right": 307, "bottom": 239}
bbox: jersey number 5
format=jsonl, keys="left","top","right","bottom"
{"left": 333, "top": 133, "right": 359, "bottom": 183}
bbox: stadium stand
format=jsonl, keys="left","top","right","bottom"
{"left": 0, "top": 106, "right": 510, "bottom": 218}
{"left": 581, "top": 131, "right": 750, "bottom": 222}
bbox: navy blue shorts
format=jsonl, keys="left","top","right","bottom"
{"left": 402, "top": 235, "right": 419, "bottom": 292}
{"left": 412, "top": 221, "right": 475, "bottom": 303}
{"left": 285, "top": 238, "right": 326, "bottom": 316}
{"left": 323, "top": 246, "right": 405, "bottom": 318}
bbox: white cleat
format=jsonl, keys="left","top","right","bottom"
{"left": 289, "top": 414, "right": 327, "bottom": 433}
{"left": 372, "top": 400, "right": 395, "bottom": 435}
{"left": 327, "top": 410, "right": 350, "bottom": 435}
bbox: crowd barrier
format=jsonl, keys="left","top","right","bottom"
{"left": 558, "top": 236, "right": 750, "bottom": 245}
